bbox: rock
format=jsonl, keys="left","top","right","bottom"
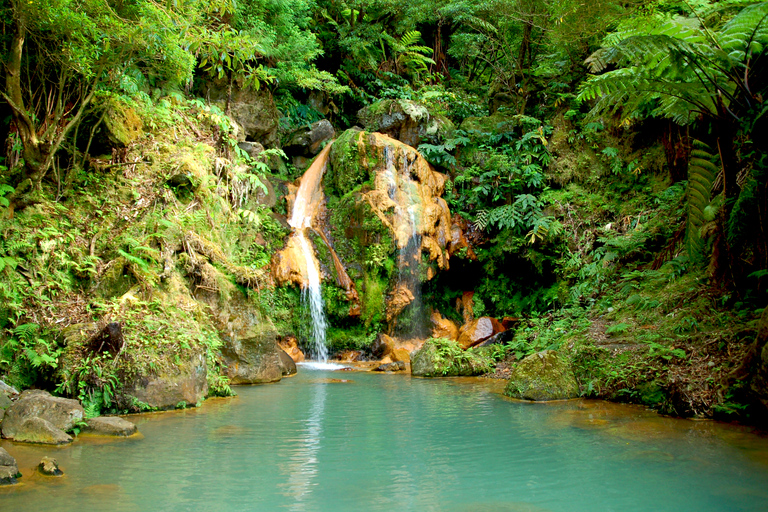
{"left": 277, "top": 348, "right": 297, "bottom": 376}
{"left": 100, "top": 98, "right": 143, "bottom": 149}
{"left": 278, "top": 336, "right": 305, "bottom": 363}
{"left": 0, "top": 390, "right": 12, "bottom": 411}
{"left": 0, "top": 380, "right": 19, "bottom": 397}
{"left": 370, "top": 333, "right": 396, "bottom": 359}
{"left": 337, "top": 350, "right": 363, "bottom": 363}
{"left": 475, "top": 329, "right": 514, "bottom": 347}
{"left": 124, "top": 351, "right": 208, "bottom": 410}
{"left": 357, "top": 99, "right": 454, "bottom": 147}
{"left": 501, "top": 316, "right": 521, "bottom": 330}
{"left": 85, "top": 322, "right": 124, "bottom": 355}
{"left": 221, "top": 333, "right": 283, "bottom": 385}
{"left": 0, "top": 447, "right": 20, "bottom": 485}
{"left": 1, "top": 389, "right": 84, "bottom": 440}
{"left": 238, "top": 141, "right": 264, "bottom": 160}
{"left": 38, "top": 457, "right": 63, "bottom": 476}
{"left": 390, "top": 347, "right": 411, "bottom": 363}
{"left": 202, "top": 79, "right": 280, "bottom": 146}
{"left": 11, "top": 417, "right": 72, "bottom": 445}
{"left": 373, "top": 361, "right": 406, "bottom": 372}
{"left": 411, "top": 338, "right": 493, "bottom": 377}
{"left": 284, "top": 119, "right": 335, "bottom": 157}
{"left": 504, "top": 350, "right": 580, "bottom": 401}
{"left": 430, "top": 311, "right": 459, "bottom": 340}
{"left": 457, "top": 317, "right": 505, "bottom": 349}
{"left": 84, "top": 416, "right": 138, "bottom": 437}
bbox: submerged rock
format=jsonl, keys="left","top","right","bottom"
{"left": 1, "top": 389, "right": 84, "bottom": 441}
{"left": 0, "top": 447, "right": 20, "bottom": 485}
{"left": 84, "top": 416, "right": 138, "bottom": 437}
{"left": 411, "top": 338, "right": 493, "bottom": 377}
{"left": 38, "top": 457, "right": 63, "bottom": 476}
{"left": 504, "top": 350, "right": 580, "bottom": 401}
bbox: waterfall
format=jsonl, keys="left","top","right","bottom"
{"left": 383, "top": 146, "right": 427, "bottom": 338}
{"left": 288, "top": 144, "right": 333, "bottom": 362}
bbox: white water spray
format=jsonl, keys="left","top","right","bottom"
{"left": 288, "top": 144, "right": 334, "bottom": 362}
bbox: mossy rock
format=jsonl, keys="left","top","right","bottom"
{"left": 411, "top": 338, "right": 493, "bottom": 377}
{"left": 504, "top": 350, "right": 579, "bottom": 401}
{"left": 103, "top": 98, "right": 143, "bottom": 147}
{"left": 326, "top": 128, "right": 377, "bottom": 197}
{"left": 357, "top": 99, "right": 454, "bottom": 147}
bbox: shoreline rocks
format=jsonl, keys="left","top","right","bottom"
{"left": 504, "top": 350, "right": 579, "bottom": 401}
{"left": 0, "top": 447, "right": 20, "bottom": 485}
{"left": 84, "top": 416, "right": 138, "bottom": 437}
{"left": 1, "top": 390, "right": 83, "bottom": 444}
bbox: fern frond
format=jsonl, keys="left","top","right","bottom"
{"left": 686, "top": 140, "right": 720, "bottom": 264}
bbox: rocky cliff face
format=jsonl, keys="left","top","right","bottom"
{"left": 272, "top": 128, "right": 453, "bottom": 336}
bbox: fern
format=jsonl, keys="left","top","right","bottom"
{"left": 686, "top": 140, "right": 720, "bottom": 264}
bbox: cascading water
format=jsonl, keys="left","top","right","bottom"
{"left": 288, "top": 144, "right": 333, "bottom": 362}
{"left": 383, "top": 146, "right": 427, "bottom": 338}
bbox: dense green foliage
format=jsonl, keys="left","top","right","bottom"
{"left": 1, "top": 0, "right": 767, "bottom": 422}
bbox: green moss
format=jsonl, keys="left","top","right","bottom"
{"left": 504, "top": 350, "right": 580, "bottom": 401}
{"left": 326, "top": 129, "right": 377, "bottom": 197}
{"left": 410, "top": 338, "right": 493, "bottom": 377}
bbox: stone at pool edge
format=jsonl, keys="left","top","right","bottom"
{"left": 84, "top": 416, "right": 138, "bottom": 437}
{"left": 0, "top": 447, "right": 21, "bottom": 485}
{"left": 504, "top": 350, "right": 580, "bottom": 401}
{"left": 1, "top": 389, "right": 83, "bottom": 442}
{"left": 11, "top": 417, "right": 73, "bottom": 445}
{"left": 373, "top": 361, "right": 407, "bottom": 372}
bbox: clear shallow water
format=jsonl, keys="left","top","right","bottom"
{"left": 3, "top": 369, "right": 768, "bottom": 512}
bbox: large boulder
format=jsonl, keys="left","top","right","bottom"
{"left": 1, "top": 390, "right": 84, "bottom": 440}
{"left": 124, "top": 351, "right": 208, "bottom": 410}
{"left": 84, "top": 416, "right": 138, "bottom": 437}
{"left": 0, "top": 447, "right": 20, "bottom": 485}
{"left": 504, "top": 350, "right": 580, "bottom": 401}
{"left": 221, "top": 330, "right": 284, "bottom": 385}
{"left": 411, "top": 338, "right": 493, "bottom": 377}
{"left": 457, "top": 317, "right": 505, "bottom": 349}
{"left": 357, "top": 99, "right": 454, "bottom": 147}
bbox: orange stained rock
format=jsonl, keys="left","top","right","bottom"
{"left": 457, "top": 316, "right": 505, "bottom": 349}
{"left": 430, "top": 310, "right": 459, "bottom": 341}
{"left": 391, "top": 348, "right": 411, "bottom": 363}
{"left": 278, "top": 336, "right": 305, "bottom": 363}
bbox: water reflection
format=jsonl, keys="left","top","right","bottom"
{"left": 285, "top": 381, "right": 327, "bottom": 510}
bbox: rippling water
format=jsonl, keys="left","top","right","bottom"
{"left": 3, "top": 369, "right": 768, "bottom": 511}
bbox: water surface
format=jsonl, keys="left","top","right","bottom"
{"left": 3, "top": 369, "right": 768, "bottom": 511}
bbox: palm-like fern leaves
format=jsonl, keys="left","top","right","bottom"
{"left": 578, "top": 3, "right": 768, "bottom": 124}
